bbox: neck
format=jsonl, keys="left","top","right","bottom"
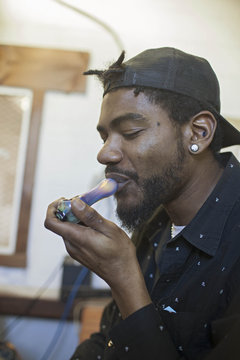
{"left": 164, "top": 155, "right": 224, "bottom": 226}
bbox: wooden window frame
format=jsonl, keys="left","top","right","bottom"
{"left": 0, "top": 45, "right": 89, "bottom": 267}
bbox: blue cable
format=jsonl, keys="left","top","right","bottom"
{"left": 39, "top": 266, "right": 90, "bottom": 360}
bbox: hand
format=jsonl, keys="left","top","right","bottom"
{"left": 45, "top": 197, "right": 135, "bottom": 285}
{"left": 44, "top": 197, "right": 151, "bottom": 318}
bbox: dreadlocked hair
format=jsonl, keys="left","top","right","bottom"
{"left": 83, "top": 51, "right": 126, "bottom": 85}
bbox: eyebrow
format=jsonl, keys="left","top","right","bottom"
{"left": 97, "top": 112, "right": 147, "bottom": 132}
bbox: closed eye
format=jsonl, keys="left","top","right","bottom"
{"left": 122, "top": 129, "right": 145, "bottom": 140}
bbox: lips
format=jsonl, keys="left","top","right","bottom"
{"left": 105, "top": 172, "right": 131, "bottom": 192}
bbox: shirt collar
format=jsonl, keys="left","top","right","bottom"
{"left": 134, "top": 152, "right": 240, "bottom": 257}
{"left": 181, "top": 152, "right": 240, "bottom": 256}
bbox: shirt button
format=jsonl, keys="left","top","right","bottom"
{"left": 153, "top": 242, "right": 158, "bottom": 248}
{"left": 108, "top": 340, "right": 114, "bottom": 347}
{"left": 124, "top": 346, "right": 129, "bottom": 352}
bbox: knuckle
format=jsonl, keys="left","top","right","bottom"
{"left": 44, "top": 218, "right": 51, "bottom": 230}
{"left": 65, "top": 244, "right": 75, "bottom": 259}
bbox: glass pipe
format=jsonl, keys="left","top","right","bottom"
{"left": 55, "top": 178, "right": 118, "bottom": 223}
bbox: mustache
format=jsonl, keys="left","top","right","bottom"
{"left": 105, "top": 165, "right": 139, "bottom": 183}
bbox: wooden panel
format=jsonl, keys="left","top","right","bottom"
{"left": 79, "top": 306, "right": 104, "bottom": 342}
{"left": 0, "top": 295, "right": 68, "bottom": 320}
{"left": 0, "top": 295, "right": 110, "bottom": 321}
{"left": 0, "top": 45, "right": 89, "bottom": 92}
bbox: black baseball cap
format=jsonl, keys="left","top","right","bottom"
{"left": 103, "top": 47, "right": 240, "bottom": 148}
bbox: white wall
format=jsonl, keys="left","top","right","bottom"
{"left": 0, "top": 0, "right": 240, "bottom": 299}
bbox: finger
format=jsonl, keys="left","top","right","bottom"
{"left": 44, "top": 198, "right": 80, "bottom": 237}
{"left": 48, "top": 197, "right": 65, "bottom": 210}
{"left": 45, "top": 199, "right": 102, "bottom": 250}
{"left": 64, "top": 239, "right": 84, "bottom": 261}
{"left": 44, "top": 197, "right": 65, "bottom": 224}
{"left": 71, "top": 197, "right": 117, "bottom": 236}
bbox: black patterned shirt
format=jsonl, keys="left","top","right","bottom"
{"left": 71, "top": 152, "right": 240, "bottom": 360}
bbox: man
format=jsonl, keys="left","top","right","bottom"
{"left": 44, "top": 47, "right": 240, "bottom": 359}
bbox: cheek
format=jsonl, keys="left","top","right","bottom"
{"left": 126, "top": 127, "right": 179, "bottom": 174}
{"left": 136, "top": 132, "right": 168, "bottom": 158}
{"left": 133, "top": 136, "right": 179, "bottom": 176}
{"left": 134, "top": 142, "right": 164, "bottom": 173}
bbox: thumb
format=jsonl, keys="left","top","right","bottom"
{"left": 71, "top": 197, "right": 113, "bottom": 235}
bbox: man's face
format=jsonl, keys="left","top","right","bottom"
{"left": 97, "top": 88, "right": 188, "bottom": 231}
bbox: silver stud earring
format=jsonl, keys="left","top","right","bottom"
{"left": 190, "top": 144, "right": 199, "bottom": 152}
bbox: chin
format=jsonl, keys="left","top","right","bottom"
{"left": 116, "top": 191, "right": 142, "bottom": 209}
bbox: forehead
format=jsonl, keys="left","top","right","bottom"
{"left": 98, "top": 88, "right": 170, "bottom": 127}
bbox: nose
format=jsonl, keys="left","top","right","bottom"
{"left": 97, "top": 138, "right": 123, "bottom": 165}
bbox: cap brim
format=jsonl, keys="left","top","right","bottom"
{"left": 213, "top": 111, "right": 240, "bottom": 148}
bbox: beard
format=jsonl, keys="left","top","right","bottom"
{"left": 114, "top": 138, "right": 186, "bottom": 232}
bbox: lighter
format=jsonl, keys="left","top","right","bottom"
{"left": 55, "top": 178, "right": 118, "bottom": 223}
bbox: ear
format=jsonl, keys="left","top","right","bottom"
{"left": 187, "top": 111, "right": 217, "bottom": 154}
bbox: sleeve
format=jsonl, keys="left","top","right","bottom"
{"left": 203, "top": 314, "right": 240, "bottom": 360}
{"left": 108, "top": 303, "right": 181, "bottom": 360}
{"left": 70, "top": 332, "right": 106, "bottom": 360}
{"left": 203, "top": 282, "right": 240, "bottom": 360}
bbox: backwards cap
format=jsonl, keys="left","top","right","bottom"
{"left": 102, "top": 47, "right": 240, "bottom": 148}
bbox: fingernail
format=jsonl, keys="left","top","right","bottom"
{"left": 72, "top": 198, "right": 86, "bottom": 210}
